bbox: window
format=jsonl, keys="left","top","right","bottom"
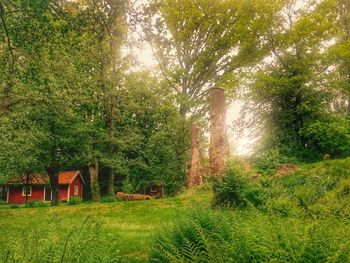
{"left": 74, "top": 186, "right": 79, "bottom": 196}
{"left": 22, "top": 186, "right": 32, "bottom": 196}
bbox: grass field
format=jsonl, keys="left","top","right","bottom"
{"left": 0, "top": 184, "right": 212, "bottom": 261}
{"left": 1, "top": 159, "right": 350, "bottom": 262}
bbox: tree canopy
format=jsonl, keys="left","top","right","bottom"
{"left": 0, "top": 0, "right": 349, "bottom": 204}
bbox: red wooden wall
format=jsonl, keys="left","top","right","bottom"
{"left": 69, "top": 176, "right": 83, "bottom": 198}
{"left": 7, "top": 174, "right": 83, "bottom": 203}
{"left": 59, "top": 185, "right": 69, "bottom": 201}
{"left": 8, "top": 185, "right": 44, "bottom": 204}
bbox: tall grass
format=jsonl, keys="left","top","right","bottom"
{"left": 151, "top": 209, "right": 350, "bottom": 262}
{"left": 1, "top": 216, "right": 122, "bottom": 263}
{"left": 152, "top": 160, "right": 350, "bottom": 262}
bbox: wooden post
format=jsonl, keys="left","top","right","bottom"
{"left": 188, "top": 124, "right": 202, "bottom": 187}
{"left": 209, "top": 88, "right": 229, "bottom": 177}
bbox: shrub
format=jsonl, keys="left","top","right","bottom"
{"left": 252, "top": 148, "right": 298, "bottom": 175}
{"left": 68, "top": 196, "right": 82, "bottom": 205}
{"left": 100, "top": 196, "right": 118, "bottom": 203}
{"left": 212, "top": 164, "right": 265, "bottom": 208}
{"left": 9, "top": 204, "right": 19, "bottom": 209}
{"left": 26, "top": 200, "right": 49, "bottom": 208}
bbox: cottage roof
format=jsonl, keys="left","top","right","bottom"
{"left": 7, "top": 171, "right": 82, "bottom": 185}
{"left": 59, "top": 171, "right": 80, "bottom": 184}
{"left": 8, "top": 174, "right": 50, "bottom": 185}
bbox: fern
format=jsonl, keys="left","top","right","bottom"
{"left": 151, "top": 209, "right": 350, "bottom": 263}
{"left": 0, "top": 216, "right": 122, "bottom": 263}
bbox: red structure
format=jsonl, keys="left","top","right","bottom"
{"left": 1, "top": 171, "right": 85, "bottom": 204}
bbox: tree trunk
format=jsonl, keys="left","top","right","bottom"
{"left": 106, "top": 168, "right": 115, "bottom": 196}
{"left": 24, "top": 173, "right": 30, "bottom": 206}
{"left": 106, "top": 111, "right": 116, "bottom": 196}
{"left": 47, "top": 166, "right": 60, "bottom": 206}
{"left": 188, "top": 124, "right": 202, "bottom": 187}
{"left": 0, "top": 3, "right": 14, "bottom": 115}
{"left": 209, "top": 88, "right": 229, "bottom": 177}
{"left": 88, "top": 160, "right": 100, "bottom": 202}
{"left": 99, "top": 35, "right": 117, "bottom": 197}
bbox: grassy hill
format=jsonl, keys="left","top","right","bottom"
{"left": 1, "top": 159, "right": 350, "bottom": 262}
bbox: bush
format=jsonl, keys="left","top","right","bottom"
{"left": 26, "top": 200, "right": 49, "bottom": 208}
{"left": 9, "top": 204, "right": 19, "bottom": 209}
{"left": 100, "top": 196, "right": 118, "bottom": 203}
{"left": 212, "top": 163, "right": 265, "bottom": 208}
{"left": 252, "top": 148, "right": 299, "bottom": 175}
{"left": 68, "top": 196, "right": 82, "bottom": 205}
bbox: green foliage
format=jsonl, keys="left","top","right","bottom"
{"left": 151, "top": 210, "right": 234, "bottom": 262}
{"left": 337, "top": 178, "right": 350, "bottom": 197}
{"left": 9, "top": 204, "right": 19, "bottom": 209}
{"left": 301, "top": 114, "right": 350, "bottom": 157}
{"left": 121, "top": 178, "right": 133, "bottom": 194}
{"left": 152, "top": 208, "right": 350, "bottom": 262}
{"left": 212, "top": 162, "right": 265, "bottom": 207}
{"left": 259, "top": 160, "right": 350, "bottom": 218}
{"left": 141, "top": 0, "right": 277, "bottom": 117}
{"left": 252, "top": 148, "right": 298, "bottom": 175}
{"left": 0, "top": 0, "right": 189, "bottom": 200}
{"left": 111, "top": 74, "right": 189, "bottom": 196}
{"left": 100, "top": 196, "right": 118, "bottom": 203}
{"left": 246, "top": 0, "right": 350, "bottom": 162}
{"left": 0, "top": 216, "right": 121, "bottom": 263}
{"left": 0, "top": 160, "right": 350, "bottom": 261}
{"left": 26, "top": 200, "right": 49, "bottom": 208}
{"left": 68, "top": 197, "right": 82, "bottom": 206}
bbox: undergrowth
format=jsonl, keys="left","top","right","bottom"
{"left": 151, "top": 209, "right": 350, "bottom": 262}
{"left": 152, "top": 160, "right": 350, "bottom": 262}
{"left": 1, "top": 216, "right": 122, "bottom": 263}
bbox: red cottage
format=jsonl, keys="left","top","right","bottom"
{"left": 0, "top": 171, "right": 85, "bottom": 204}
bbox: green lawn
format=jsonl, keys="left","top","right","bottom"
{"left": 0, "top": 185, "right": 212, "bottom": 261}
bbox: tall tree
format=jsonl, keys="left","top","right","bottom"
{"left": 139, "top": 0, "right": 277, "bottom": 118}
{"left": 0, "top": 0, "right": 92, "bottom": 205}
{"left": 329, "top": 0, "right": 350, "bottom": 114}
{"left": 77, "top": 0, "right": 129, "bottom": 197}
{"left": 247, "top": 0, "right": 350, "bottom": 161}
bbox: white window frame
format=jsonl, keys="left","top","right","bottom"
{"left": 74, "top": 185, "right": 79, "bottom": 196}
{"left": 22, "top": 186, "right": 32, "bottom": 197}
